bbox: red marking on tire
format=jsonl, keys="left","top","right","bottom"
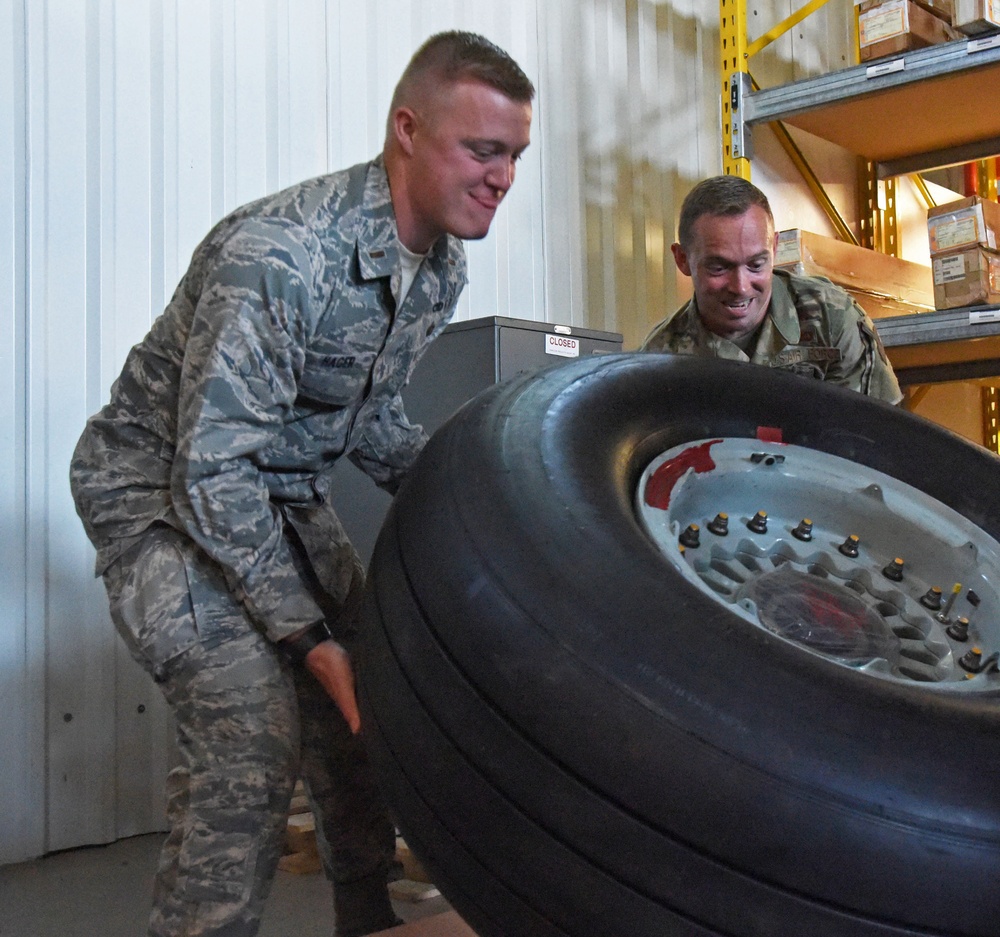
{"left": 644, "top": 439, "right": 722, "bottom": 510}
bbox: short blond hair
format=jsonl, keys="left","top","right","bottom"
{"left": 386, "top": 31, "right": 534, "bottom": 137}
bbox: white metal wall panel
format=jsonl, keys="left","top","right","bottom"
{"left": 0, "top": 0, "right": 44, "bottom": 868}
{"left": 546, "top": 0, "right": 722, "bottom": 348}
{"left": 28, "top": 0, "right": 119, "bottom": 853}
{"left": 4, "top": 0, "right": 553, "bottom": 865}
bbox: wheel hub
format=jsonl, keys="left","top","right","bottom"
{"left": 637, "top": 437, "right": 1000, "bottom": 690}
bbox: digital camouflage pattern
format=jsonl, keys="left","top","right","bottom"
{"left": 71, "top": 156, "right": 463, "bottom": 937}
{"left": 102, "top": 525, "right": 396, "bottom": 937}
{"left": 71, "top": 157, "right": 467, "bottom": 644}
{"left": 641, "top": 268, "right": 903, "bottom": 404}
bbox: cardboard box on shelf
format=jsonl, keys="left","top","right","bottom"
{"left": 952, "top": 0, "right": 1000, "bottom": 34}
{"left": 915, "top": 0, "right": 956, "bottom": 19}
{"left": 775, "top": 228, "right": 934, "bottom": 318}
{"left": 932, "top": 246, "right": 1000, "bottom": 308}
{"left": 858, "top": 0, "right": 962, "bottom": 61}
{"left": 927, "top": 195, "right": 1000, "bottom": 255}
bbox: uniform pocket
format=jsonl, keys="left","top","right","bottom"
{"left": 104, "top": 526, "right": 248, "bottom": 680}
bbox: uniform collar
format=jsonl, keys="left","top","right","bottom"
{"left": 355, "top": 157, "right": 401, "bottom": 281}
{"left": 355, "top": 156, "right": 452, "bottom": 282}
{"left": 764, "top": 270, "right": 802, "bottom": 345}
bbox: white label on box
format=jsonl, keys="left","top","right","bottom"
{"left": 545, "top": 333, "right": 580, "bottom": 358}
{"left": 933, "top": 254, "right": 968, "bottom": 285}
{"left": 929, "top": 207, "right": 986, "bottom": 252}
{"left": 774, "top": 231, "right": 802, "bottom": 266}
{"left": 859, "top": 0, "right": 908, "bottom": 46}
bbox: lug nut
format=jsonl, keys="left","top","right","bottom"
{"left": 679, "top": 524, "right": 701, "bottom": 548}
{"left": 747, "top": 511, "right": 768, "bottom": 534}
{"left": 959, "top": 646, "right": 984, "bottom": 673}
{"left": 882, "top": 557, "right": 905, "bottom": 582}
{"left": 707, "top": 512, "right": 729, "bottom": 536}
{"left": 947, "top": 617, "right": 971, "bottom": 642}
{"left": 838, "top": 534, "right": 860, "bottom": 558}
{"left": 920, "top": 586, "right": 943, "bottom": 611}
{"left": 791, "top": 518, "right": 813, "bottom": 542}
{"left": 936, "top": 583, "right": 963, "bottom": 623}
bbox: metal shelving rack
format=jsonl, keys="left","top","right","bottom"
{"left": 720, "top": 1, "right": 1000, "bottom": 449}
{"left": 731, "top": 33, "right": 1000, "bottom": 178}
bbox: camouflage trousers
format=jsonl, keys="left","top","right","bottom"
{"left": 103, "top": 524, "right": 398, "bottom": 937}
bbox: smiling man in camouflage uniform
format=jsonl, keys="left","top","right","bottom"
{"left": 70, "top": 32, "right": 533, "bottom": 937}
{"left": 641, "top": 175, "right": 902, "bottom": 404}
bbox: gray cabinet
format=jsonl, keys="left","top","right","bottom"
{"left": 328, "top": 316, "right": 623, "bottom": 564}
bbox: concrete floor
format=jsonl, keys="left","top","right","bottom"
{"left": 0, "top": 833, "right": 451, "bottom": 937}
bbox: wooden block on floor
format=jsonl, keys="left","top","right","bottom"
{"left": 388, "top": 878, "right": 441, "bottom": 903}
{"left": 370, "top": 910, "right": 478, "bottom": 936}
{"left": 395, "top": 837, "right": 433, "bottom": 885}
{"left": 285, "top": 811, "right": 317, "bottom": 855}
{"left": 277, "top": 849, "right": 322, "bottom": 874}
{"left": 288, "top": 792, "right": 311, "bottom": 815}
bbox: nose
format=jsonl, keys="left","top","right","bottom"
{"left": 486, "top": 156, "right": 516, "bottom": 194}
{"left": 729, "top": 266, "right": 751, "bottom": 295}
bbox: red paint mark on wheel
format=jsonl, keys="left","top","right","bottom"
{"left": 644, "top": 439, "right": 722, "bottom": 510}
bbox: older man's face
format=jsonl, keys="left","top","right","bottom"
{"left": 672, "top": 205, "right": 778, "bottom": 341}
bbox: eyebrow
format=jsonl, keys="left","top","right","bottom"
{"left": 463, "top": 137, "right": 529, "bottom": 155}
{"left": 704, "top": 250, "right": 771, "bottom": 266}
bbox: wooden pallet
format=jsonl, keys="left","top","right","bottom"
{"left": 277, "top": 784, "right": 322, "bottom": 874}
{"left": 277, "top": 781, "right": 439, "bottom": 895}
{"left": 370, "top": 911, "right": 477, "bottom": 936}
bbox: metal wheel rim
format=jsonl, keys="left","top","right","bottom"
{"left": 637, "top": 437, "right": 1000, "bottom": 691}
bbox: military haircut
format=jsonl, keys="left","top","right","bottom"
{"left": 389, "top": 30, "right": 535, "bottom": 124}
{"left": 677, "top": 175, "right": 775, "bottom": 250}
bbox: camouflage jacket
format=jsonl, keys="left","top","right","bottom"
{"left": 71, "top": 157, "right": 467, "bottom": 641}
{"left": 640, "top": 269, "right": 902, "bottom": 404}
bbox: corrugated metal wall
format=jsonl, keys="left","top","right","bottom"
{"left": 2, "top": 0, "right": 855, "bottom": 864}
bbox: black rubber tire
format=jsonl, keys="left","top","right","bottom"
{"left": 358, "top": 353, "right": 1000, "bottom": 937}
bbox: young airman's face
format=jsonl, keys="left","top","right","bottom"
{"left": 394, "top": 79, "right": 532, "bottom": 253}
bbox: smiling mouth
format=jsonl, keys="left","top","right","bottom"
{"left": 473, "top": 194, "right": 501, "bottom": 212}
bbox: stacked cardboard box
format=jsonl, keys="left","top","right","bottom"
{"left": 951, "top": 0, "right": 1000, "bottom": 35}
{"left": 927, "top": 196, "right": 1000, "bottom": 308}
{"left": 775, "top": 228, "right": 934, "bottom": 319}
{"left": 857, "top": 0, "right": 962, "bottom": 61}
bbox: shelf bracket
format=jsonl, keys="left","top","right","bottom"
{"left": 730, "top": 71, "right": 753, "bottom": 165}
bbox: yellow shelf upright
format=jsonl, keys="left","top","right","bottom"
{"left": 722, "top": 0, "right": 839, "bottom": 181}
{"left": 722, "top": 0, "right": 866, "bottom": 246}
{"left": 721, "top": 0, "right": 751, "bottom": 178}
{"left": 978, "top": 158, "right": 999, "bottom": 202}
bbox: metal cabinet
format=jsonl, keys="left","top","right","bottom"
{"left": 326, "top": 316, "right": 623, "bottom": 564}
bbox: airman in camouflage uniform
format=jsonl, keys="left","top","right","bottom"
{"left": 70, "top": 31, "right": 534, "bottom": 937}
{"left": 641, "top": 176, "right": 902, "bottom": 405}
